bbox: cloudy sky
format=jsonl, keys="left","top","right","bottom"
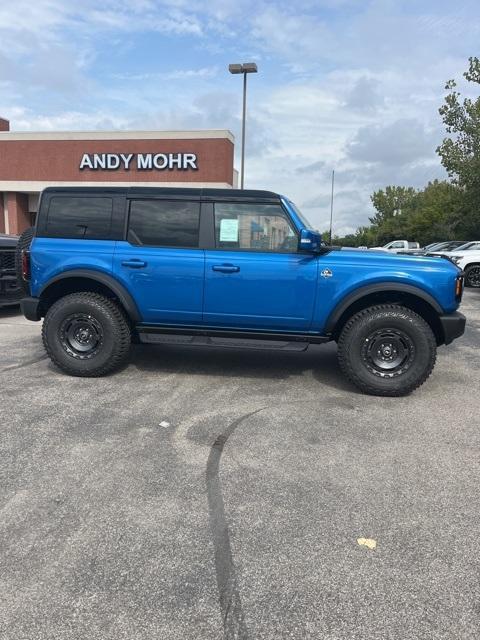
{"left": 1, "top": 0, "right": 479, "bottom": 234}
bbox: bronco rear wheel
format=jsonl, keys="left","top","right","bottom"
{"left": 42, "top": 292, "right": 131, "bottom": 377}
{"left": 337, "top": 304, "right": 437, "bottom": 396}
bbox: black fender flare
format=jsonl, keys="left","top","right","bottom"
{"left": 39, "top": 269, "right": 141, "bottom": 323}
{"left": 324, "top": 282, "right": 443, "bottom": 334}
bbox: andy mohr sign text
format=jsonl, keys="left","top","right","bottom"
{"left": 79, "top": 152, "right": 198, "bottom": 171}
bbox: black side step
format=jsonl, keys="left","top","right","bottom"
{"left": 139, "top": 334, "right": 310, "bottom": 351}
{"left": 136, "top": 325, "right": 330, "bottom": 351}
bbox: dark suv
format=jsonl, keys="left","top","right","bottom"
{"left": 18, "top": 187, "right": 466, "bottom": 396}
{"left": 0, "top": 234, "right": 22, "bottom": 308}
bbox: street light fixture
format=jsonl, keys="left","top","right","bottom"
{"left": 228, "top": 62, "right": 258, "bottom": 189}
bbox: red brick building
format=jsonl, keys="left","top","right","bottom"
{"left": 0, "top": 118, "right": 235, "bottom": 235}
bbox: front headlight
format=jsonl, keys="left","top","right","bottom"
{"left": 450, "top": 256, "right": 461, "bottom": 264}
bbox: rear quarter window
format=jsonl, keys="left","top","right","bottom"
{"left": 43, "top": 197, "right": 113, "bottom": 239}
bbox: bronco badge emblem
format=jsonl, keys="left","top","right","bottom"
{"left": 321, "top": 268, "right": 333, "bottom": 278}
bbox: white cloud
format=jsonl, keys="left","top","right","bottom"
{"left": 346, "top": 119, "right": 439, "bottom": 166}
{"left": 251, "top": 7, "right": 335, "bottom": 72}
{"left": 113, "top": 67, "right": 219, "bottom": 82}
{"left": 6, "top": 108, "right": 130, "bottom": 132}
{"left": 344, "top": 77, "right": 384, "bottom": 113}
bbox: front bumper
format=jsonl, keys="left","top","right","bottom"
{"left": 439, "top": 311, "right": 466, "bottom": 345}
{"left": 21, "top": 296, "right": 41, "bottom": 321}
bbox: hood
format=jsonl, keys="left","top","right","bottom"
{"left": 335, "top": 247, "right": 459, "bottom": 271}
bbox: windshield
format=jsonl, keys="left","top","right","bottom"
{"left": 455, "top": 241, "right": 480, "bottom": 251}
{"left": 455, "top": 242, "right": 473, "bottom": 251}
{"left": 427, "top": 242, "right": 448, "bottom": 251}
{"left": 284, "top": 199, "right": 315, "bottom": 230}
{"left": 443, "top": 241, "right": 467, "bottom": 250}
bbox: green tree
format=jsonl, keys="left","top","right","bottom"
{"left": 332, "top": 233, "right": 357, "bottom": 247}
{"left": 369, "top": 186, "right": 417, "bottom": 226}
{"left": 354, "top": 226, "right": 378, "bottom": 247}
{"left": 368, "top": 186, "right": 418, "bottom": 244}
{"left": 406, "top": 180, "right": 463, "bottom": 245}
{"left": 437, "top": 56, "right": 480, "bottom": 236}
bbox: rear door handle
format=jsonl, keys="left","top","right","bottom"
{"left": 121, "top": 259, "right": 147, "bottom": 268}
{"left": 212, "top": 264, "right": 240, "bottom": 273}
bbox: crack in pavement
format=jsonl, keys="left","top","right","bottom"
{"left": 206, "top": 408, "right": 265, "bottom": 640}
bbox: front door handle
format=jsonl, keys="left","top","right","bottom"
{"left": 121, "top": 259, "right": 147, "bottom": 268}
{"left": 212, "top": 264, "right": 240, "bottom": 273}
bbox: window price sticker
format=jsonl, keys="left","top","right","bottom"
{"left": 219, "top": 218, "right": 239, "bottom": 242}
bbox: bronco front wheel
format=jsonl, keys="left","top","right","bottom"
{"left": 337, "top": 304, "right": 437, "bottom": 396}
{"left": 42, "top": 292, "right": 131, "bottom": 377}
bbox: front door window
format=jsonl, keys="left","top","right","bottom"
{"left": 214, "top": 203, "right": 298, "bottom": 253}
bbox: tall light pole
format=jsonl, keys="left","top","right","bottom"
{"left": 228, "top": 62, "right": 258, "bottom": 189}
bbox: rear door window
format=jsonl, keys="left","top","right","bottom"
{"left": 45, "top": 197, "right": 113, "bottom": 239}
{"left": 127, "top": 200, "right": 200, "bottom": 247}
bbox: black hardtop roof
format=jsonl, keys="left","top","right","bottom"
{"left": 41, "top": 186, "right": 282, "bottom": 202}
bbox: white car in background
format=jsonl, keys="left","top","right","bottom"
{"left": 429, "top": 241, "right": 480, "bottom": 256}
{"left": 448, "top": 248, "right": 480, "bottom": 288}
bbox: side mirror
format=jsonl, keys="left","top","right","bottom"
{"left": 298, "top": 228, "right": 322, "bottom": 252}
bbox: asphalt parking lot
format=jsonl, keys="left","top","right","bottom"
{"left": 1, "top": 290, "right": 479, "bottom": 640}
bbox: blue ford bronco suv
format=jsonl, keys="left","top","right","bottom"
{"left": 18, "top": 187, "right": 465, "bottom": 396}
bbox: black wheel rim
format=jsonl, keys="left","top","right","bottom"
{"left": 361, "top": 328, "right": 415, "bottom": 378}
{"left": 467, "top": 267, "right": 480, "bottom": 287}
{"left": 59, "top": 313, "right": 103, "bottom": 359}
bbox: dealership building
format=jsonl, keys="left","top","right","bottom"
{"left": 0, "top": 117, "right": 235, "bottom": 235}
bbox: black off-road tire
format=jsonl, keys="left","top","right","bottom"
{"left": 42, "top": 292, "right": 131, "bottom": 377}
{"left": 337, "top": 304, "right": 437, "bottom": 397}
{"left": 15, "top": 226, "right": 35, "bottom": 295}
{"left": 464, "top": 264, "right": 480, "bottom": 288}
